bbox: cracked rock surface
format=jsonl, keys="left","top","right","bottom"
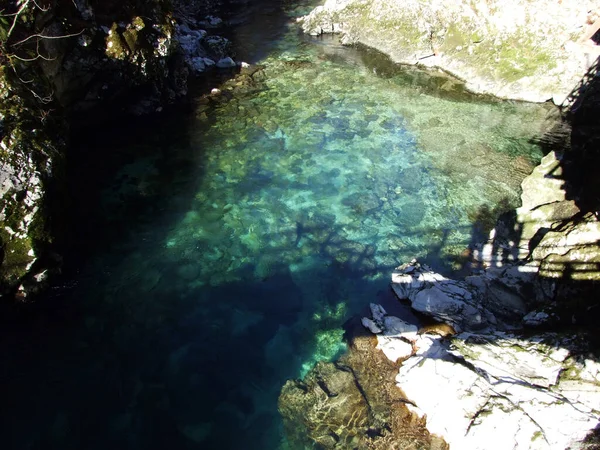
{"left": 278, "top": 321, "right": 448, "bottom": 449}
{"left": 392, "top": 329, "right": 600, "bottom": 449}
{"left": 363, "top": 264, "right": 600, "bottom": 449}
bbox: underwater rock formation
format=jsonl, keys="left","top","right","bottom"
{"left": 278, "top": 319, "right": 448, "bottom": 449}
{"left": 301, "top": 0, "right": 600, "bottom": 103}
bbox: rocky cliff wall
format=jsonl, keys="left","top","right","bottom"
{"left": 0, "top": 0, "right": 240, "bottom": 300}
{"left": 301, "top": 0, "right": 600, "bottom": 102}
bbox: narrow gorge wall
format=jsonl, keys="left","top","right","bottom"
{"left": 301, "top": 0, "right": 600, "bottom": 102}
{"left": 0, "top": 0, "right": 236, "bottom": 299}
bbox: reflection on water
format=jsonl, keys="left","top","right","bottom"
{"left": 1, "top": 3, "right": 557, "bottom": 449}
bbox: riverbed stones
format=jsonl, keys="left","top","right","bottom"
{"left": 175, "top": 24, "right": 236, "bottom": 75}
{"left": 278, "top": 325, "right": 448, "bottom": 449}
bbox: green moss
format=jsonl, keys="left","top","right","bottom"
{"left": 0, "top": 229, "right": 33, "bottom": 282}
{"left": 458, "top": 31, "right": 556, "bottom": 83}
{"left": 331, "top": 1, "right": 557, "bottom": 85}
{"left": 373, "top": 18, "right": 425, "bottom": 47}
{"left": 106, "top": 23, "right": 128, "bottom": 59}
{"left": 496, "top": 39, "right": 556, "bottom": 82}
{"left": 442, "top": 24, "right": 468, "bottom": 50}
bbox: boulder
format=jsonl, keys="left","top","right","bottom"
{"left": 391, "top": 260, "right": 493, "bottom": 332}
{"left": 375, "top": 314, "right": 600, "bottom": 450}
{"left": 216, "top": 57, "right": 236, "bottom": 69}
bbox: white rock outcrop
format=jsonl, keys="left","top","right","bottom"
{"left": 391, "top": 260, "right": 536, "bottom": 332}
{"left": 361, "top": 303, "right": 417, "bottom": 361}
{"left": 362, "top": 301, "right": 600, "bottom": 449}
{"left": 301, "top": 0, "right": 600, "bottom": 103}
{"left": 397, "top": 331, "right": 599, "bottom": 449}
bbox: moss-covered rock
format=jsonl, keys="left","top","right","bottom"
{"left": 0, "top": 67, "right": 63, "bottom": 299}
{"left": 302, "top": 0, "right": 599, "bottom": 102}
{"left": 279, "top": 323, "right": 448, "bottom": 449}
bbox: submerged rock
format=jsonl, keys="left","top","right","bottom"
{"left": 278, "top": 325, "right": 448, "bottom": 449}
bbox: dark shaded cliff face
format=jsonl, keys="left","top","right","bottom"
{"left": 0, "top": 0, "right": 203, "bottom": 299}
{"left": 562, "top": 59, "right": 600, "bottom": 216}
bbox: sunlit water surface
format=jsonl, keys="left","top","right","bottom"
{"left": 2, "top": 3, "right": 557, "bottom": 449}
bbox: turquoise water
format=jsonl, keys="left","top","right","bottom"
{"left": 1, "top": 4, "right": 556, "bottom": 449}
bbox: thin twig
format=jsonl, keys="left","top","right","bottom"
{"left": 12, "top": 29, "right": 83, "bottom": 47}
{"left": 6, "top": 0, "right": 30, "bottom": 41}
{"left": 31, "top": 0, "right": 49, "bottom": 12}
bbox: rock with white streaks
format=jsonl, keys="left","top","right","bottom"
{"left": 391, "top": 261, "right": 493, "bottom": 332}
{"left": 361, "top": 303, "right": 418, "bottom": 362}
{"left": 390, "top": 323, "right": 600, "bottom": 449}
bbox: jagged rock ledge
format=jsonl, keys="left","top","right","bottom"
{"left": 279, "top": 147, "right": 600, "bottom": 449}
{"left": 299, "top": 0, "right": 600, "bottom": 103}
{"left": 382, "top": 262, "right": 600, "bottom": 449}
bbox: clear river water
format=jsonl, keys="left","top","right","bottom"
{"left": 1, "top": 1, "right": 557, "bottom": 449}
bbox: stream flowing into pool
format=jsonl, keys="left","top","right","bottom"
{"left": 2, "top": 2, "right": 557, "bottom": 449}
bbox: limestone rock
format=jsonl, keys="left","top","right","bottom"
{"left": 391, "top": 261, "right": 491, "bottom": 332}
{"left": 301, "top": 0, "right": 599, "bottom": 102}
{"left": 449, "top": 332, "right": 570, "bottom": 388}
{"left": 514, "top": 150, "right": 600, "bottom": 281}
{"left": 279, "top": 329, "right": 448, "bottom": 449}
{"left": 393, "top": 326, "right": 600, "bottom": 450}
{"left": 361, "top": 303, "right": 418, "bottom": 362}
{"left": 533, "top": 213, "right": 600, "bottom": 281}
{"left": 360, "top": 317, "right": 382, "bottom": 334}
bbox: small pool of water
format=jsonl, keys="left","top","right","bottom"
{"left": 1, "top": 2, "right": 557, "bottom": 449}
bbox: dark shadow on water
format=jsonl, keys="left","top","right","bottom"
{"left": 446, "top": 57, "right": 600, "bottom": 358}
{"left": 0, "top": 249, "right": 409, "bottom": 449}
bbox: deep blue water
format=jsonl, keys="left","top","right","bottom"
{"left": 0, "top": 2, "right": 555, "bottom": 449}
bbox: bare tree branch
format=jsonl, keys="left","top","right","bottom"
{"left": 12, "top": 29, "right": 84, "bottom": 47}
{"left": 6, "top": 0, "right": 30, "bottom": 41}
{"left": 31, "top": 0, "right": 50, "bottom": 12}
{"left": 1, "top": 0, "right": 81, "bottom": 106}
